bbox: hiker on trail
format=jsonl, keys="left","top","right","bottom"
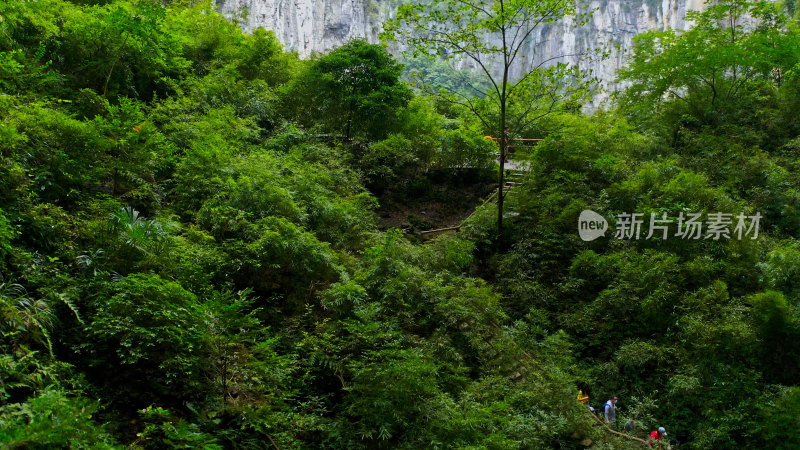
{"left": 624, "top": 420, "right": 635, "bottom": 432}
{"left": 647, "top": 427, "right": 667, "bottom": 447}
{"left": 603, "top": 395, "right": 618, "bottom": 428}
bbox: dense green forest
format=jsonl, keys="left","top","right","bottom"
{"left": 1, "top": 0, "right": 800, "bottom": 448}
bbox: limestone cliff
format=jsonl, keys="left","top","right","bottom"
{"left": 216, "top": 0, "right": 708, "bottom": 96}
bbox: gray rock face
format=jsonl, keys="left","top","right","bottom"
{"left": 216, "top": 0, "right": 382, "bottom": 57}
{"left": 216, "top": 0, "right": 707, "bottom": 97}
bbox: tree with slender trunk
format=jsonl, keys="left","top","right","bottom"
{"left": 383, "top": 0, "right": 593, "bottom": 245}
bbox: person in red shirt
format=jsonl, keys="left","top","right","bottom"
{"left": 647, "top": 427, "right": 667, "bottom": 447}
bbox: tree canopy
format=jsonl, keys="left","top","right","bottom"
{"left": 383, "top": 0, "right": 595, "bottom": 240}
{"left": 1, "top": 0, "right": 799, "bottom": 447}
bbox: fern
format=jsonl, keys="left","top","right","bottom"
{"left": 54, "top": 292, "right": 84, "bottom": 325}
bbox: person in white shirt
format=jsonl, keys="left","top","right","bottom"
{"left": 604, "top": 395, "right": 618, "bottom": 428}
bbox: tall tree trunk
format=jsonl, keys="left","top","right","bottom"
{"left": 497, "top": 104, "right": 506, "bottom": 245}
{"left": 112, "top": 167, "right": 118, "bottom": 196}
{"left": 497, "top": 5, "right": 509, "bottom": 248}
{"left": 345, "top": 83, "right": 357, "bottom": 140}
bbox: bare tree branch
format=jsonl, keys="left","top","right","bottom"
{"left": 453, "top": 0, "right": 495, "bottom": 19}
{"left": 507, "top": 51, "right": 584, "bottom": 99}
{"left": 416, "top": 27, "right": 503, "bottom": 99}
